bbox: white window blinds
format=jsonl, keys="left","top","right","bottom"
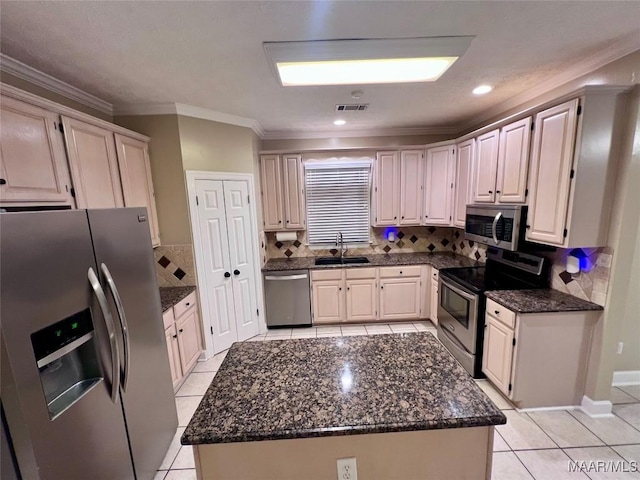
{"left": 305, "top": 160, "right": 371, "bottom": 246}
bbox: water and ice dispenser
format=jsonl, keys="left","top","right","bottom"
{"left": 31, "top": 309, "right": 103, "bottom": 420}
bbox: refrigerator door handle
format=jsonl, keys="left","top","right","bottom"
{"left": 88, "top": 267, "right": 120, "bottom": 403}
{"left": 101, "top": 263, "right": 131, "bottom": 392}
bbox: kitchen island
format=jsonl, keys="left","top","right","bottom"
{"left": 182, "top": 332, "right": 505, "bottom": 479}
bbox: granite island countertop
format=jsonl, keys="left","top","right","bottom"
{"left": 159, "top": 286, "right": 196, "bottom": 313}
{"left": 181, "top": 332, "right": 506, "bottom": 445}
{"left": 262, "top": 252, "right": 480, "bottom": 272}
{"left": 485, "top": 289, "right": 604, "bottom": 314}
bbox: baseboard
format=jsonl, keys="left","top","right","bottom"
{"left": 612, "top": 370, "right": 640, "bottom": 386}
{"left": 579, "top": 395, "right": 613, "bottom": 417}
{"left": 516, "top": 405, "right": 578, "bottom": 413}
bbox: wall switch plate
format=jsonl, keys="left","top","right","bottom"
{"left": 337, "top": 457, "right": 357, "bottom": 480}
{"left": 617, "top": 342, "right": 624, "bottom": 354}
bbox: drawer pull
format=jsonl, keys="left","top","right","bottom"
{"left": 179, "top": 329, "right": 184, "bottom": 333}
{"left": 495, "top": 310, "right": 500, "bottom": 315}
{"left": 185, "top": 302, "right": 190, "bottom": 306}
{"left": 172, "top": 334, "right": 177, "bottom": 339}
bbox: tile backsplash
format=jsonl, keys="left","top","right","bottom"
{"left": 154, "top": 244, "right": 197, "bottom": 287}
{"left": 549, "top": 247, "right": 612, "bottom": 306}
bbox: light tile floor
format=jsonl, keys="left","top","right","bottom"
{"left": 156, "top": 322, "right": 640, "bottom": 480}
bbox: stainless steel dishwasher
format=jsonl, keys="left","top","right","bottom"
{"left": 263, "top": 270, "right": 312, "bottom": 327}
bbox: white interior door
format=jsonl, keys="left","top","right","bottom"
{"left": 195, "top": 179, "right": 238, "bottom": 352}
{"left": 223, "top": 180, "right": 260, "bottom": 341}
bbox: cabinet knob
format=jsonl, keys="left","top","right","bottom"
{"left": 224, "top": 272, "right": 231, "bottom": 278}
{"left": 394, "top": 216, "right": 397, "bottom": 220}
{"left": 347, "top": 287, "right": 350, "bottom": 291}
{"left": 381, "top": 285, "right": 384, "bottom": 290}
{"left": 185, "top": 302, "right": 190, "bottom": 306}
{"left": 286, "top": 220, "right": 289, "bottom": 223}
{"left": 400, "top": 271, "right": 403, "bottom": 274}
{"left": 0, "top": 178, "right": 6, "bottom": 185}
{"left": 496, "top": 190, "right": 501, "bottom": 194}
{"left": 495, "top": 310, "right": 500, "bottom": 315}
{"left": 233, "top": 269, "right": 240, "bottom": 276}
{"left": 339, "top": 287, "right": 342, "bottom": 291}
{"left": 425, "top": 215, "right": 429, "bottom": 218}
{"left": 172, "top": 334, "right": 177, "bottom": 339}
{"left": 401, "top": 216, "right": 404, "bottom": 219}
{"left": 179, "top": 328, "right": 184, "bottom": 333}
{"left": 278, "top": 221, "right": 282, "bottom": 224}
{"left": 525, "top": 225, "right": 531, "bottom": 229}
{"left": 488, "top": 190, "right": 493, "bottom": 194}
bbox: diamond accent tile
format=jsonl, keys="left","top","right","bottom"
{"left": 559, "top": 271, "right": 574, "bottom": 284}
{"left": 454, "top": 230, "right": 460, "bottom": 239}
{"left": 284, "top": 249, "right": 293, "bottom": 257}
{"left": 293, "top": 240, "right": 301, "bottom": 248}
{"left": 383, "top": 245, "right": 392, "bottom": 253}
{"left": 396, "top": 240, "right": 405, "bottom": 248}
{"left": 428, "top": 227, "right": 436, "bottom": 234}
{"left": 469, "top": 240, "right": 475, "bottom": 247}
{"left": 475, "top": 251, "right": 481, "bottom": 259}
{"left": 428, "top": 243, "right": 436, "bottom": 252}
{"left": 451, "top": 244, "right": 457, "bottom": 251}
{"left": 173, "top": 268, "right": 186, "bottom": 280}
{"left": 410, "top": 235, "right": 418, "bottom": 244}
{"left": 460, "top": 242, "right": 465, "bottom": 249}
{"left": 274, "top": 241, "right": 283, "bottom": 249}
{"left": 158, "top": 256, "right": 170, "bottom": 268}
{"left": 397, "top": 231, "right": 405, "bottom": 239}
{"left": 441, "top": 238, "right": 450, "bottom": 247}
{"left": 330, "top": 249, "right": 338, "bottom": 255}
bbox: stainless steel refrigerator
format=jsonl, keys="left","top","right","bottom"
{"left": 0, "top": 208, "right": 178, "bottom": 480}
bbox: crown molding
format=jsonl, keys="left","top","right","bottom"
{"left": 112, "top": 103, "right": 178, "bottom": 116}
{"left": 0, "top": 54, "right": 113, "bottom": 115}
{"left": 261, "top": 125, "right": 459, "bottom": 140}
{"left": 459, "top": 33, "right": 640, "bottom": 132}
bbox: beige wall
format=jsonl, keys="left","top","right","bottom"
{"left": 114, "top": 114, "right": 191, "bottom": 245}
{"left": 1, "top": 71, "right": 112, "bottom": 121}
{"left": 260, "top": 134, "right": 452, "bottom": 151}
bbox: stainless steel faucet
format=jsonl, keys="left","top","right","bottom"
{"left": 336, "top": 232, "right": 347, "bottom": 259}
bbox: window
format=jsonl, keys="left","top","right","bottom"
{"left": 305, "top": 159, "right": 371, "bottom": 246}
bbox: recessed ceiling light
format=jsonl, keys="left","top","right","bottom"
{"left": 334, "top": 120, "right": 346, "bottom": 126}
{"left": 473, "top": 85, "right": 493, "bottom": 95}
{"left": 264, "top": 37, "right": 473, "bottom": 87}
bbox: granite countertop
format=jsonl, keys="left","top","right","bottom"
{"left": 485, "top": 289, "right": 604, "bottom": 314}
{"left": 181, "top": 332, "right": 506, "bottom": 445}
{"left": 262, "top": 252, "right": 480, "bottom": 272}
{"left": 159, "top": 286, "right": 196, "bottom": 313}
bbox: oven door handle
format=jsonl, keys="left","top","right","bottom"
{"left": 492, "top": 212, "right": 503, "bottom": 245}
{"left": 440, "top": 278, "right": 477, "bottom": 302}
{"left": 439, "top": 324, "right": 474, "bottom": 356}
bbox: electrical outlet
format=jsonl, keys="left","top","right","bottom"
{"left": 617, "top": 342, "right": 624, "bottom": 354}
{"left": 337, "top": 457, "right": 357, "bottom": 480}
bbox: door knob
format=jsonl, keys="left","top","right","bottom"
{"left": 0, "top": 178, "right": 6, "bottom": 185}
{"left": 224, "top": 272, "right": 231, "bottom": 278}
{"left": 233, "top": 269, "right": 240, "bottom": 275}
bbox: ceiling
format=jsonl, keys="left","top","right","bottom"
{"left": 1, "top": 1, "right": 639, "bottom": 138}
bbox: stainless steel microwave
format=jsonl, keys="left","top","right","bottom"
{"left": 464, "top": 205, "right": 526, "bottom": 251}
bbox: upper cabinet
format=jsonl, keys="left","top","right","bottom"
{"left": 373, "top": 151, "right": 400, "bottom": 226}
{"left": 472, "top": 129, "right": 500, "bottom": 203}
{"left": 496, "top": 117, "right": 531, "bottom": 203}
{"left": 62, "top": 116, "right": 124, "bottom": 209}
{"left": 453, "top": 139, "right": 475, "bottom": 228}
{"left": 423, "top": 145, "right": 455, "bottom": 226}
{"left": 0, "top": 96, "right": 73, "bottom": 206}
{"left": 114, "top": 134, "right": 161, "bottom": 246}
{"left": 259, "top": 154, "right": 305, "bottom": 231}
{"left": 399, "top": 150, "right": 423, "bottom": 225}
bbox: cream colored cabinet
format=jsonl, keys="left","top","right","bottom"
{"left": 482, "top": 298, "right": 600, "bottom": 408}
{"left": 312, "top": 280, "right": 345, "bottom": 323}
{"left": 345, "top": 268, "right": 378, "bottom": 322}
{"left": 260, "top": 154, "right": 304, "bottom": 231}
{"left": 379, "top": 266, "right": 422, "bottom": 320}
{"left": 430, "top": 269, "right": 439, "bottom": 325}
{"left": 423, "top": 145, "right": 455, "bottom": 226}
{"left": 453, "top": 139, "right": 474, "bottom": 228}
{"left": 373, "top": 151, "right": 400, "bottom": 226}
{"left": 114, "top": 134, "right": 160, "bottom": 246}
{"left": 0, "top": 96, "right": 73, "bottom": 205}
{"left": 61, "top": 116, "right": 124, "bottom": 208}
{"left": 163, "top": 292, "right": 203, "bottom": 392}
{"left": 496, "top": 117, "right": 531, "bottom": 203}
{"left": 472, "top": 129, "right": 500, "bottom": 203}
{"left": 421, "top": 266, "right": 431, "bottom": 321}
{"left": 399, "top": 150, "right": 423, "bottom": 225}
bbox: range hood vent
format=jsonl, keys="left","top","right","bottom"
{"left": 335, "top": 104, "right": 369, "bottom": 111}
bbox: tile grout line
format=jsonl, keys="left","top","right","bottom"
{"left": 523, "top": 411, "right": 563, "bottom": 450}
{"left": 566, "top": 409, "right": 619, "bottom": 447}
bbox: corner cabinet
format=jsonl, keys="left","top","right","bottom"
{"left": 260, "top": 154, "right": 305, "bottom": 231}
{"left": 423, "top": 145, "right": 455, "bottom": 226}
{"left": 453, "top": 139, "right": 475, "bottom": 228}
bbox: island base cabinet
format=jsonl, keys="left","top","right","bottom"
{"left": 192, "top": 426, "right": 495, "bottom": 480}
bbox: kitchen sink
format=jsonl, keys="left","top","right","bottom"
{"left": 315, "top": 256, "right": 370, "bottom": 266}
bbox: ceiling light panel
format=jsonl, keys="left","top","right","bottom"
{"left": 264, "top": 37, "right": 473, "bottom": 87}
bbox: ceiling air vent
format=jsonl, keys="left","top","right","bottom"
{"left": 335, "top": 104, "right": 369, "bottom": 111}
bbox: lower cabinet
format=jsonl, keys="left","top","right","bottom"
{"left": 312, "top": 280, "right": 345, "bottom": 324}
{"left": 346, "top": 278, "right": 377, "bottom": 322}
{"left": 163, "top": 292, "right": 203, "bottom": 391}
{"left": 379, "top": 273, "right": 421, "bottom": 321}
{"left": 482, "top": 298, "right": 600, "bottom": 408}
{"left": 430, "top": 269, "right": 440, "bottom": 325}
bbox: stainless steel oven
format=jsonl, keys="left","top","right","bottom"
{"left": 465, "top": 205, "right": 525, "bottom": 251}
{"left": 437, "top": 277, "right": 479, "bottom": 375}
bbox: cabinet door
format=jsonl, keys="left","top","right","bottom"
{"left": 496, "top": 117, "right": 531, "bottom": 204}
{"left": 379, "top": 277, "right": 421, "bottom": 320}
{"left": 423, "top": 145, "right": 454, "bottom": 225}
{"left": 312, "top": 280, "right": 344, "bottom": 323}
{"left": 374, "top": 151, "right": 400, "bottom": 225}
{"left": 61, "top": 116, "right": 124, "bottom": 208}
{"left": 282, "top": 154, "right": 305, "bottom": 230}
{"left": 482, "top": 315, "right": 515, "bottom": 396}
{"left": 472, "top": 129, "right": 499, "bottom": 203}
{"left": 0, "top": 96, "right": 73, "bottom": 205}
{"left": 526, "top": 99, "right": 579, "bottom": 246}
{"left": 346, "top": 279, "right": 377, "bottom": 321}
{"left": 165, "top": 325, "right": 183, "bottom": 391}
{"left": 177, "top": 308, "right": 203, "bottom": 374}
{"left": 260, "top": 155, "right": 284, "bottom": 230}
{"left": 430, "top": 277, "right": 439, "bottom": 326}
{"left": 114, "top": 134, "right": 160, "bottom": 246}
{"left": 453, "top": 139, "right": 475, "bottom": 227}
{"left": 399, "top": 150, "right": 423, "bottom": 225}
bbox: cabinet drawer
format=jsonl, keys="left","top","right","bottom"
{"left": 379, "top": 265, "right": 422, "bottom": 278}
{"left": 162, "top": 308, "right": 175, "bottom": 330}
{"left": 311, "top": 269, "right": 343, "bottom": 281}
{"left": 432, "top": 268, "right": 439, "bottom": 281}
{"left": 174, "top": 291, "right": 197, "bottom": 319}
{"left": 486, "top": 299, "right": 516, "bottom": 328}
{"left": 345, "top": 267, "right": 377, "bottom": 279}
